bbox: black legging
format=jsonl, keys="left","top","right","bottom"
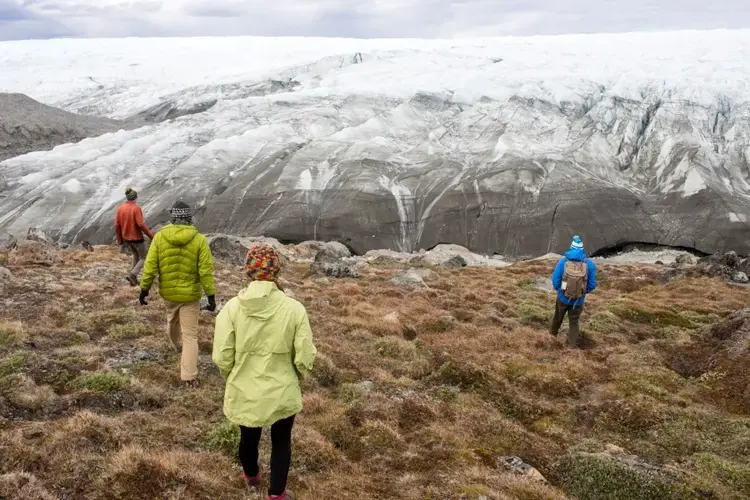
{"left": 239, "top": 415, "right": 295, "bottom": 496}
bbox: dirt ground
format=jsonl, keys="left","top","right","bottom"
{"left": 1, "top": 244, "right": 749, "bottom": 499}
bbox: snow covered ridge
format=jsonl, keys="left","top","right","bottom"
{"left": 1, "top": 30, "right": 750, "bottom": 257}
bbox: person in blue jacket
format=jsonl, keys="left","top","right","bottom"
{"left": 550, "top": 235, "right": 597, "bottom": 348}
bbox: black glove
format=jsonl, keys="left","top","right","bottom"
{"left": 139, "top": 289, "right": 149, "bottom": 306}
{"left": 206, "top": 295, "right": 217, "bottom": 312}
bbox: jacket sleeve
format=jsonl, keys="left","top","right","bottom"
{"left": 552, "top": 259, "right": 565, "bottom": 291}
{"left": 198, "top": 236, "right": 216, "bottom": 296}
{"left": 586, "top": 260, "right": 598, "bottom": 294}
{"left": 293, "top": 307, "right": 317, "bottom": 379}
{"left": 140, "top": 234, "right": 159, "bottom": 291}
{"left": 114, "top": 209, "right": 123, "bottom": 245}
{"left": 212, "top": 304, "right": 236, "bottom": 379}
{"left": 135, "top": 206, "right": 155, "bottom": 240}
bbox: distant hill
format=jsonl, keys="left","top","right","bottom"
{"left": 0, "top": 93, "right": 123, "bottom": 162}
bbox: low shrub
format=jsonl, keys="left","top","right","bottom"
{"left": 201, "top": 422, "right": 240, "bottom": 460}
{"left": 70, "top": 371, "right": 127, "bottom": 393}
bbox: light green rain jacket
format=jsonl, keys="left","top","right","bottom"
{"left": 212, "top": 281, "right": 317, "bottom": 428}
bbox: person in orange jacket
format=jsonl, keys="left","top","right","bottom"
{"left": 115, "top": 187, "right": 155, "bottom": 286}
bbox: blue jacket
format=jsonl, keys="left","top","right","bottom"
{"left": 552, "top": 249, "right": 597, "bottom": 306}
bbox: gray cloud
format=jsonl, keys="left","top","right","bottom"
{"left": 0, "top": 0, "right": 74, "bottom": 39}
{"left": 1, "top": 0, "right": 749, "bottom": 41}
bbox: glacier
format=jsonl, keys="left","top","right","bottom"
{"left": 1, "top": 30, "right": 750, "bottom": 256}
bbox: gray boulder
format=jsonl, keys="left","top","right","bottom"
{"left": 26, "top": 228, "right": 55, "bottom": 245}
{"left": 208, "top": 235, "right": 248, "bottom": 265}
{"left": 707, "top": 264, "right": 734, "bottom": 280}
{"left": 390, "top": 269, "right": 427, "bottom": 289}
{"left": 720, "top": 251, "right": 742, "bottom": 269}
{"left": 416, "top": 268, "right": 440, "bottom": 282}
{"left": 0, "top": 266, "right": 12, "bottom": 284}
{"left": 309, "top": 250, "right": 359, "bottom": 278}
{"left": 0, "top": 234, "right": 17, "bottom": 252}
{"left": 441, "top": 255, "right": 468, "bottom": 269}
{"left": 675, "top": 254, "right": 695, "bottom": 266}
{"left": 293, "top": 241, "right": 327, "bottom": 260}
{"left": 499, "top": 456, "right": 547, "bottom": 482}
{"left": 732, "top": 272, "right": 749, "bottom": 284}
{"left": 322, "top": 241, "right": 352, "bottom": 259}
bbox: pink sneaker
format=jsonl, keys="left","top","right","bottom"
{"left": 241, "top": 471, "right": 260, "bottom": 489}
{"left": 268, "top": 491, "right": 294, "bottom": 500}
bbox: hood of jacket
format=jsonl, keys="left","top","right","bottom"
{"left": 160, "top": 224, "right": 198, "bottom": 247}
{"left": 564, "top": 248, "right": 587, "bottom": 262}
{"left": 237, "top": 281, "right": 284, "bottom": 321}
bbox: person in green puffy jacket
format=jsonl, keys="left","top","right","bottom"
{"left": 140, "top": 201, "right": 216, "bottom": 387}
{"left": 213, "top": 243, "right": 316, "bottom": 500}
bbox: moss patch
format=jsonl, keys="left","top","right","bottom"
{"left": 562, "top": 452, "right": 699, "bottom": 500}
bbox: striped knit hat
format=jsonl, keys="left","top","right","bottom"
{"left": 570, "top": 235, "right": 584, "bottom": 251}
{"left": 169, "top": 201, "right": 192, "bottom": 224}
{"left": 244, "top": 243, "right": 281, "bottom": 283}
{"left": 125, "top": 187, "right": 138, "bottom": 201}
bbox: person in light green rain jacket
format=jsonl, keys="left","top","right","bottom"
{"left": 212, "top": 243, "right": 316, "bottom": 500}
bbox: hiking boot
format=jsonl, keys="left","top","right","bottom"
{"left": 241, "top": 471, "right": 260, "bottom": 489}
{"left": 125, "top": 274, "right": 138, "bottom": 286}
{"left": 183, "top": 379, "right": 199, "bottom": 388}
{"left": 268, "top": 491, "right": 294, "bottom": 500}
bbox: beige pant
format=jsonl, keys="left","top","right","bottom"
{"left": 164, "top": 300, "right": 200, "bottom": 381}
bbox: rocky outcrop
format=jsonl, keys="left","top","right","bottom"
{"left": 365, "top": 245, "right": 509, "bottom": 268}
{"left": 0, "top": 93, "right": 124, "bottom": 162}
{"left": 663, "top": 250, "right": 750, "bottom": 284}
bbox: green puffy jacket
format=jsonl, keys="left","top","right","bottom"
{"left": 140, "top": 224, "right": 216, "bottom": 303}
{"left": 212, "top": 281, "right": 317, "bottom": 428}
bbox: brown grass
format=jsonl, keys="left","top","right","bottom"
{"left": 1, "top": 248, "right": 749, "bottom": 499}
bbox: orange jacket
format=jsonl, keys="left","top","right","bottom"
{"left": 115, "top": 201, "right": 154, "bottom": 244}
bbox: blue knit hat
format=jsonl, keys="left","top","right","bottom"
{"left": 570, "top": 235, "right": 584, "bottom": 251}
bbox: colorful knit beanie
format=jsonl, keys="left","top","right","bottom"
{"left": 169, "top": 201, "right": 192, "bottom": 224}
{"left": 244, "top": 243, "right": 281, "bottom": 283}
{"left": 125, "top": 187, "right": 138, "bottom": 201}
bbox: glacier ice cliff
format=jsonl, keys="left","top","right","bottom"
{"left": 1, "top": 31, "right": 749, "bottom": 256}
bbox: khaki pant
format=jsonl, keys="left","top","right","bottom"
{"left": 165, "top": 300, "right": 200, "bottom": 381}
{"left": 124, "top": 242, "right": 147, "bottom": 279}
{"left": 550, "top": 298, "right": 583, "bottom": 348}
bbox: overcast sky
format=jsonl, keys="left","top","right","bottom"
{"left": 1, "top": 0, "right": 749, "bottom": 41}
